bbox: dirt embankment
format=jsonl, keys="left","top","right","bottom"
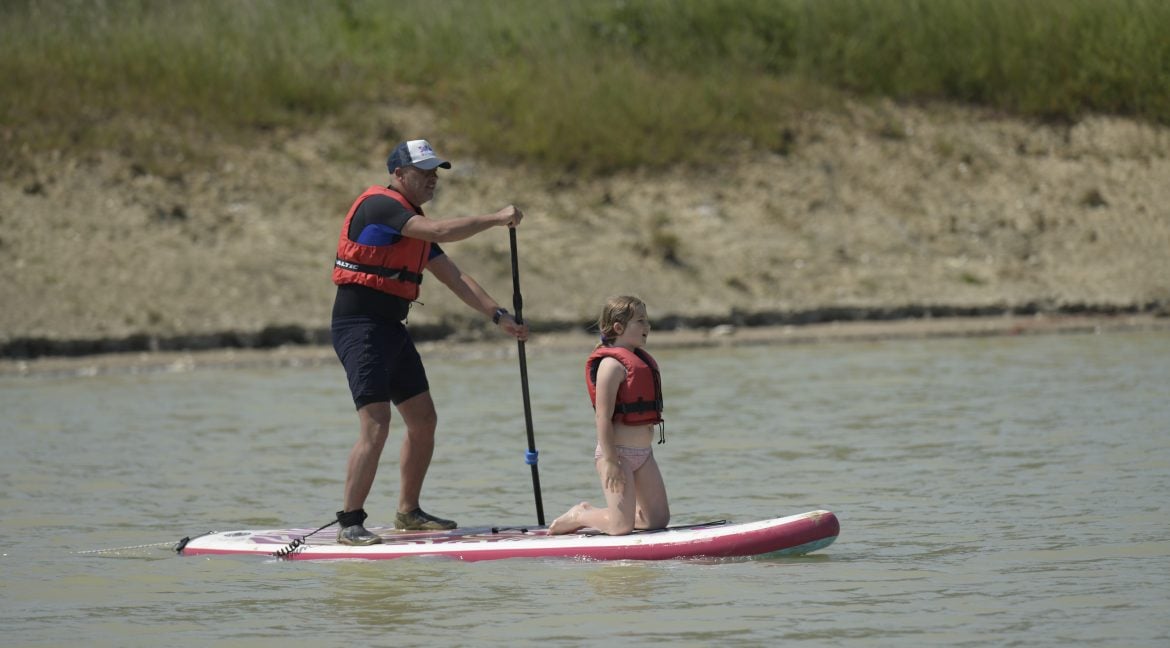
{"left": 2, "top": 100, "right": 1169, "bottom": 362}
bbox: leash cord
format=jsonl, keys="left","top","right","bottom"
{"left": 74, "top": 541, "right": 174, "bottom": 555}
{"left": 272, "top": 519, "right": 339, "bottom": 559}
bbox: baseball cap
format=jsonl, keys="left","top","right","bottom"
{"left": 387, "top": 139, "right": 452, "bottom": 173}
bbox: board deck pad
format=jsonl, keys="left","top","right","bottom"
{"left": 176, "top": 509, "right": 839, "bottom": 561}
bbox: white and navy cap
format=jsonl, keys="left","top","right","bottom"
{"left": 387, "top": 139, "right": 452, "bottom": 173}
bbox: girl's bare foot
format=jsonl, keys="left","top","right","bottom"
{"left": 548, "top": 502, "right": 592, "bottom": 535}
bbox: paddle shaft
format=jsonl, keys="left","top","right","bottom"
{"left": 509, "top": 227, "right": 545, "bottom": 526}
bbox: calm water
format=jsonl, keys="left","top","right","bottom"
{"left": 2, "top": 331, "right": 1168, "bottom": 647}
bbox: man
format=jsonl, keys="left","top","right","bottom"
{"left": 331, "top": 139, "right": 528, "bottom": 545}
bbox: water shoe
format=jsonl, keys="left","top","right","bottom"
{"left": 395, "top": 508, "right": 457, "bottom": 531}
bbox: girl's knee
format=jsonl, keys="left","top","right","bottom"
{"left": 608, "top": 521, "right": 636, "bottom": 536}
{"left": 606, "top": 512, "right": 636, "bottom": 536}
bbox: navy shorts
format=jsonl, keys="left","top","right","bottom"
{"left": 331, "top": 316, "right": 429, "bottom": 409}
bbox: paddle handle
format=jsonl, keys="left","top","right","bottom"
{"left": 510, "top": 227, "right": 545, "bottom": 526}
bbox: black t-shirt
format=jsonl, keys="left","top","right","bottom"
{"left": 332, "top": 193, "right": 445, "bottom": 322}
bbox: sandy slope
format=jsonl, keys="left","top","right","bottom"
{"left": 2, "top": 100, "right": 1168, "bottom": 353}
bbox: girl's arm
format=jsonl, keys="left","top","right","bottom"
{"left": 593, "top": 357, "right": 626, "bottom": 493}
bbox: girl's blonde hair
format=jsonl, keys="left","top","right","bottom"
{"left": 597, "top": 295, "right": 646, "bottom": 347}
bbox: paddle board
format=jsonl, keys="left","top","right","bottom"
{"left": 175, "top": 509, "right": 838, "bottom": 561}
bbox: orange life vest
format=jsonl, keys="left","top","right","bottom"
{"left": 332, "top": 186, "right": 430, "bottom": 302}
{"left": 585, "top": 346, "right": 664, "bottom": 426}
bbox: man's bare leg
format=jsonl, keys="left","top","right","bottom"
{"left": 392, "top": 391, "right": 455, "bottom": 530}
{"left": 338, "top": 402, "right": 392, "bottom": 545}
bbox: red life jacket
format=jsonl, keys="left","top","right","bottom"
{"left": 332, "top": 186, "right": 431, "bottom": 301}
{"left": 586, "top": 346, "right": 664, "bottom": 427}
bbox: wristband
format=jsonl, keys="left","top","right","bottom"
{"left": 492, "top": 307, "right": 508, "bottom": 324}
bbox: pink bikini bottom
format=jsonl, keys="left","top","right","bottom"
{"left": 594, "top": 445, "right": 653, "bottom": 472}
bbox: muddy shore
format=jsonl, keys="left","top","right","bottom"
{"left": 4, "top": 312, "right": 1166, "bottom": 379}
{"left": 3, "top": 100, "right": 1169, "bottom": 366}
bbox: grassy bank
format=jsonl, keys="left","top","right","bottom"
{"left": 3, "top": 0, "right": 1168, "bottom": 174}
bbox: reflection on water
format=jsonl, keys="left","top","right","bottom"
{"left": 2, "top": 331, "right": 1169, "bottom": 646}
{"left": 582, "top": 562, "right": 665, "bottom": 598}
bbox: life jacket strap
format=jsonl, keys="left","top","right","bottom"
{"left": 335, "top": 257, "right": 424, "bottom": 284}
{"left": 613, "top": 400, "right": 664, "bottom": 414}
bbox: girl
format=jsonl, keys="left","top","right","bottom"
{"left": 548, "top": 296, "right": 670, "bottom": 535}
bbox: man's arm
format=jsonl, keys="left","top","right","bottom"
{"left": 401, "top": 206, "right": 522, "bottom": 243}
{"left": 427, "top": 254, "right": 528, "bottom": 340}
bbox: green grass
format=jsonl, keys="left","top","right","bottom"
{"left": 3, "top": 0, "right": 1168, "bottom": 175}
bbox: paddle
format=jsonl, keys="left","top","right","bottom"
{"left": 509, "top": 227, "right": 546, "bottom": 525}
